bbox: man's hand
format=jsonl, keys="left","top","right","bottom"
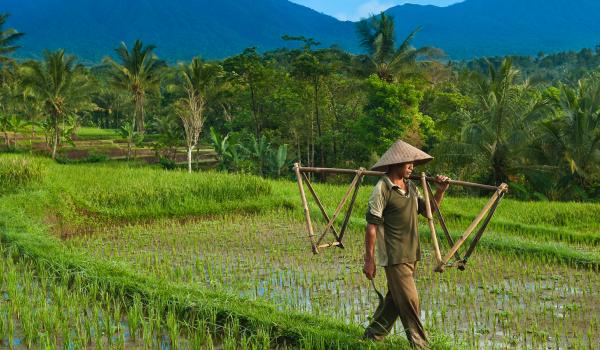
{"left": 363, "top": 258, "right": 376, "bottom": 280}
{"left": 435, "top": 174, "right": 450, "bottom": 192}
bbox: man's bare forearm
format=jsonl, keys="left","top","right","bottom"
{"left": 363, "top": 223, "right": 378, "bottom": 280}
{"left": 364, "top": 224, "right": 377, "bottom": 262}
{"left": 432, "top": 175, "right": 450, "bottom": 207}
{"left": 433, "top": 189, "right": 445, "bottom": 206}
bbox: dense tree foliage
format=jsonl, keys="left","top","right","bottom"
{"left": 1, "top": 12, "right": 598, "bottom": 201}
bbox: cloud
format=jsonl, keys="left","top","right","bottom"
{"left": 335, "top": 0, "right": 396, "bottom": 21}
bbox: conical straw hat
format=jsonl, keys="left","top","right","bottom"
{"left": 370, "top": 140, "right": 433, "bottom": 171}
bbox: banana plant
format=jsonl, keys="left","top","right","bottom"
{"left": 268, "top": 144, "right": 292, "bottom": 177}
{"left": 118, "top": 122, "right": 143, "bottom": 161}
{"left": 210, "top": 127, "right": 233, "bottom": 171}
{"left": 239, "top": 134, "right": 271, "bottom": 176}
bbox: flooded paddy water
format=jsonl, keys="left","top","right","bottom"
{"left": 65, "top": 213, "right": 600, "bottom": 349}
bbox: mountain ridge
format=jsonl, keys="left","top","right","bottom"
{"left": 2, "top": 0, "right": 359, "bottom": 63}
{"left": 3, "top": 0, "right": 600, "bottom": 62}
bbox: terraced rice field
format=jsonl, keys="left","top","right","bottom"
{"left": 0, "top": 154, "right": 598, "bottom": 349}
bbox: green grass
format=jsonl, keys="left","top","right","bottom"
{"left": 0, "top": 193, "right": 454, "bottom": 349}
{"left": 49, "top": 163, "right": 286, "bottom": 220}
{"left": 0, "top": 154, "right": 45, "bottom": 194}
{"left": 0, "top": 155, "right": 455, "bottom": 349}
{"left": 62, "top": 211, "right": 599, "bottom": 349}
{"left": 74, "top": 127, "right": 122, "bottom": 140}
{"left": 0, "top": 153, "right": 598, "bottom": 349}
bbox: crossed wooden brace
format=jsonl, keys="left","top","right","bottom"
{"left": 293, "top": 163, "right": 509, "bottom": 273}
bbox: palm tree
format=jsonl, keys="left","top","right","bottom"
{"left": 540, "top": 77, "right": 600, "bottom": 196}
{"left": 104, "top": 40, "right": 165, "bottom": 134}
{"left": 176, "top": 57, "right": 224, "bottom": 173}
{"left": 21, "top": 50, "right": 95, "bottom": 159}
{"left": 437, "top": 59, "right": 548, "bottom": 185}
{"left": 356, "top": 12, "right": 442, "bottom": 82}
{"left": 0, "top": 64, "right": 20, "bottom": 148}
{"left": 0, "top": 13, "right": 24, "bottom": 64}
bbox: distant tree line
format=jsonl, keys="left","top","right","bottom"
{"left": 0, "top": 12, "right": 598, "bottom": 201}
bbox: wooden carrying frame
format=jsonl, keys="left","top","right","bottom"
{"left": 294, "top": 163, "right": 508, "bottom": 272}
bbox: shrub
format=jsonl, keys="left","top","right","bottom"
{"left": 0, "top": 155, "right": 45, "bottom": 195}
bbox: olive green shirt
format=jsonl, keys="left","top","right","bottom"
{"left": 366, "top": 176, "right": 425, "bottom": 267}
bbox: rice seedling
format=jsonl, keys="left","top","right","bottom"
{"left": 64, "top": 210, "right": 600, "bottom": 348}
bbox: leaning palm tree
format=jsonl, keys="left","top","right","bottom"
{"left": 104, "top": 40, "right": 165, "bottom": 134}
{"left": 0, "top": 13, "right": 24, "bottom": 64}
{"left": 356, "top": 12, "right": 442, "bottom": 82}
{"left": 175, "top": 57, "right": 223, "bottom": 173}
{"left": 21, "top": 50, "right": 95, "bottom": 159}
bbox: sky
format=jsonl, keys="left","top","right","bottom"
{"left": 291, "top": 0, "right": 461, "bottom": 21}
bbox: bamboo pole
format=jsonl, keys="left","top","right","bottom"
{"left": 421, "top": 172, "right": 443, "bottom": 271}
{"left": 298, "top": 166, "right": 500, "bottom": 191}
{"left": 412, "top": 176, "right": 499, "bottom": 192}
{"left": 317, "top": 241, "right": 342, "bottom": 249}
{"left": 315, "top": 173, "right": 361, "bottom": 246}
{"left": 299, "top": 166, "right": 382, "bottom": 176}
{"left": 302, "top": 172, "right": 343, "bottom": 246}
{"left": 438, "top": 183, "right": 508, "bottom": 269}
{"left": 337, "top": 170, "right": 365, "bottom": 244}
{"left": 294, "top": 163, "right": 318, "bottom": 254}
{"left": 462, "top": 191, "right": 505, "bottom": 264}
{"left": 425, "top": 181, "right": 462, "bottom": 264}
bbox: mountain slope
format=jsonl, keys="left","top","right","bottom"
{"left": 2, "top": 0, "right": 358, "bottom": 63}
{"left": 4, "top": 0, "right": 600, "bottom": 62}
{"left": 386, "top": 0, "right": 600, "bottom": 58}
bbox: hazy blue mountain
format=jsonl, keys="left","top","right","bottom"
{"left": 385, "top": 0, "right": 600, "bottom": 58}
{"left": 3, "top": 0, "right": 600, "bottom": 62}
{"left": 2, "top": 0, "right": 358, "bottom": 63}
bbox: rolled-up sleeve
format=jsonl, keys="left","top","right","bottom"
{"left": 366, "top": 180, "right": 386, "bottom": 225}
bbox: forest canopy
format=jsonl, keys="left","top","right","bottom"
{"left": 0, "top": 13, "right": 598, "bottom": 201}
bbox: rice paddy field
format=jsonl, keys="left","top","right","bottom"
{"left": 0, "top": 154, "right": 598, "bottom": 349}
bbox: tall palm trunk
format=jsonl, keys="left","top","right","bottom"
{"left": 134, "top": 92, "right": 145, "bottom": 134}
{"left": 52, "top": 128, "right": 59, "bottom": 160}
{"left": 50, "top": 110, "right": 60, "bottom": 160}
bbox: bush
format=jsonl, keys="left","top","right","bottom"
{"left": 0, "top": 155, "right": 45, "bottom": 195}
{"left": 158, "top": 156, "right": 176, "bottom": 170}
{"left": 55, "top": 152, "right": 109, "bottom": 164}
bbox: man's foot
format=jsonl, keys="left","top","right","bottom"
{"left": 363, "top": 330, "right": 385, "bottom": 342}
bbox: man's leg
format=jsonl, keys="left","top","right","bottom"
{"left": 364, "top": 289, "right": 398, "bottom": 340}
{"left": 385, "top": 262, "right": 429, "bottom": 349}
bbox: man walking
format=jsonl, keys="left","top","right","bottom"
{"left": 363, "top": 140, "right": 449, "bottom": 349}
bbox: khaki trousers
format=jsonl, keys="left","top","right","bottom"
{"left": 365, "top": 262, "right": 429, "bottom": 349}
